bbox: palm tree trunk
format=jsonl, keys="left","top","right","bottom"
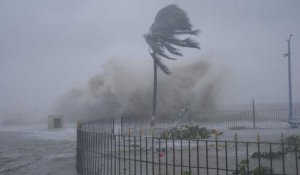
{"left": 151, "top": 53, "right": 157, "bottom": 127}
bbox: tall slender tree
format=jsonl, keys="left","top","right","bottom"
{"left": 144, "top": 4, "right": 200, "bottom": 127}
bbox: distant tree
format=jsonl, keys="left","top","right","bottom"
{"left": 144, "top": 4, "right": 200, "bottom": 127}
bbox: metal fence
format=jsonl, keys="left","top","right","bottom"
{"left": 76, "top": 120, "right": 300, "bottom": 175}
{"left": 116, "top": 103, "right": 300, "bottom": 129}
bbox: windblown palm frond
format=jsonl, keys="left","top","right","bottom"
{"left": 145, "top": 4, "right": 200, "bottom": 74}
{"left": 150, "top": 53, "right": 171, "bottom": 75}
{"left": 145, "top": 4, "right": 200, "bottom": 126}
{"left": 151, "top": 4, "right": 199, "bottom": 36}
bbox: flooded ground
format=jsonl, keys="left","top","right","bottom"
{"left": 0, "top": 124, "right": 76, "bottom": 175}
{"left": 0, "top": 123, "right": 300, "bottom": 175}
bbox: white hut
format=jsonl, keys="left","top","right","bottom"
{"left": 48, "top": 115, "right": 64, "bottom": 129}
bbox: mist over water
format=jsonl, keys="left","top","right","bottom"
{"left": 1, "top": 1, "right": 299, "bottom": 126}
{"left": 0, "top": 108, "right": 45, "bottom": 126}
{"left": 54, "top": 57, "right": 224, "bottom": 122}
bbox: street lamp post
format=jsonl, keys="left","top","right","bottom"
{"left": 284, "top": 34, "right": 295, "bottom": 127}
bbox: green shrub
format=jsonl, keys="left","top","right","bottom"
{"left": 233, "top": 160, "right": 272, "bottom": 175}
{"left": 182, "top": 170, "right": 191, "bottom": 175}
{"left": 251, "top": 151, "right": 285, "bottom": 159}
{"left": 252, "top": 167, "right": 272, "bottom": 175}
{"left": 285, "top": 135, "right": 300, "bottom": 152}
{"left": 160, "top": 125, "right": 211, "bottom": 139}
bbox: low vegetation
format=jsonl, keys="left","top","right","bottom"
{"left": 160, "top": 125, "right": 223, "bottom": 139}
{"left": 251, "top": 135, "right": 300, "bottom": 160}
{"left": 285, "top": 135, "right": 300, "bottom": 152}
{"left": 234, "top": 160, "right": 272, "bottom": 175}
{"left": 251, "top": 151, "right": 285, "bottom": 159}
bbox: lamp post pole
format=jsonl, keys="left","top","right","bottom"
{"left": 285, "top": 34, "right": 293, "bottom": 121}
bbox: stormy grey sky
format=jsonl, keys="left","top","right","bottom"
{"left": 0, "top": 0, "right": 300, "bottom": 119}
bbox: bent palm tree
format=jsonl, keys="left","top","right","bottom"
{"left": 144, "top": 4, "right": 200, "bottom": 127}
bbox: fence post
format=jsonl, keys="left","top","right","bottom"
{"left": 252, "top": 99, "right": 256, "bottom": 129}
{"left": 234, "top": 133, "right": 238, "bottom": 175}
{"left": 77, "top": 120, "right": 81, "bottom": 129}
{"left": 76, "top": 120, "right": 80, "bottom": 174}
{"left": 140, "top": 128, "right": 143, "bottom": 136}
{"left": 128, "top": 128, "right": 131, "bottom": 136}
{"left": 121, "top": 116, "right": 123, "bottom": 136}
{"left": 281, "top": 133, "right": 286, "bottom": 174}
{"left": 215, "top": 135, "right": 219, "bottom": 175}
{"left": 112, "top": 117, "right": 115, "bottom": 135}
{"left": 257, "top": 132, "right": 261, "bottom": 174}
